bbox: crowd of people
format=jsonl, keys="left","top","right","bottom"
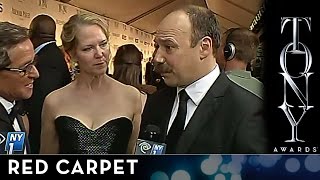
{"left": 0, "top": 5, "right": 268, "bottom": 154}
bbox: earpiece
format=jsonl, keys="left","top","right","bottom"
{"left": 223, "top": 28, "right": 239, "bottom": 61}
{"left": 224, "top": 42, "right": 236, "bottom": 61}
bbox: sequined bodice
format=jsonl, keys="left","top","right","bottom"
{"left": 55, "top": 116, "right": 132, "bottom": 154}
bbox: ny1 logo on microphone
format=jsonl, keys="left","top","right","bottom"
{"left": 0, "top": 132, "right": 25, "bottom": 154}
{"left": 277, "top": 17, "right": 315, "bottom": 152}
{"left": 135, "top": 140, "right": 166, "bottom": 154}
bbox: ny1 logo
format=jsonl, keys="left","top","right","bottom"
{"left": 5, "top": 132, "right": 25, "bottom": 154}
{"left": 279, "top": 17, "right": 313, "bottom": 142}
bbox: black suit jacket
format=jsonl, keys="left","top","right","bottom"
{"left": 0, "top": 103, "right": 30, "bottom": 154}
{"left": 141, "top": 72, "right": 270, "bottom": 154}
{"left": 24, "top": 43, "right": 71, "bottom": 154}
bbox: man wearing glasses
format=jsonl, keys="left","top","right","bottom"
{"left": 0, "top": 22, "right": 39, "bottom": 154}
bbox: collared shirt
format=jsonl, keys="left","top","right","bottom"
{"left": 0, "top": 96, "right": 27, "bottom": 154}
{"left": 167, "top": 65, "right": 220, "bottom": 134}
{"left": 34, "top": 41, "right": 56, "bottom": 54}
{"left": 226, "top": 70, "right": 264, "bottom": 100}
{"left": 0, "top": 97, "right": 21, "bottom": 131}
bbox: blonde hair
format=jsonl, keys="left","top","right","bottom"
{"left": 61, "top": 13, "right": 109, "bottom": 53}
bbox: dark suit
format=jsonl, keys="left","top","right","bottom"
{"left": 0, "top": 102, "right": 30, "bottom": 154}
{"left": 141, "top": 72, "right": 269, "bottom": 154}
{"left": 24, "top": 42, "right": 71, "bottom": 154}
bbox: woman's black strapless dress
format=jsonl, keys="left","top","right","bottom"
{"left": 55, "top": 116, "right": 133, "bottom": 154}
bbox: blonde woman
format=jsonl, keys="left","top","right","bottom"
{"left": 40, "top": 13, "right": 145, "bottom": 154}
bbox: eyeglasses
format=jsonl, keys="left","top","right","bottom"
{"left": 2, "top": 59, "right": 37, "bottom": 76}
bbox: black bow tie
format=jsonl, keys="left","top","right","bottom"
{"left": 9, "top": 101, "right": 25, "bottom": 124}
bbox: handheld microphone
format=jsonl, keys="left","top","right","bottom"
{"left": 135, "top": 125, "right": 166, "bottom": 154}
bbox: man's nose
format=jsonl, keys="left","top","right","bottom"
{"left": 29, "top": 65, "right": 39, "bottom": 79}
{"left": 153, "top": 50, "right": 165, "bottom": 65}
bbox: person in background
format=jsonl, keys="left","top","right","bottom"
{"left": 113, "top": 44, "right": 157, "bottom": 95}
{"left": 0, "top": 22, "right": 39, "bottom": 154}
{"left": 59, "top": 46, "right": 72, "bottom": 73}
{"left": 24, "top": 14, "right": 71, "bottom": 154}
{"left": 141, "top": 5, "right": 269, "bottom": 154}
{"left": 145, "top": 58, "right": 155, "bottom": 86}
{"left": 145, "top": 57, "right": 168, "bottom": 91}
{"left": 40, "top": 13, "right": 144, "bottom": 154}
{"left": 216, "top": 28, "right": 264, "bottom": 99}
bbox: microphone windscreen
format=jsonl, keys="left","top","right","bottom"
{"left": 141, "top": 124, "right": 161, "bottom": 142}
{"left": 135, "top": 124, "right": 166, "bottom": 154}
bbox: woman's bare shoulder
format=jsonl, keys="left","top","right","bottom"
{"left": 44, "top": 83, "right": 73, "bottom": 106}
{"left": 113, "top": 82, "right": 141, "bottom": 101}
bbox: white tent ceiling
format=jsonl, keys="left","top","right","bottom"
{"left": 59, "top": 0, "right": 263, "bottom": 34}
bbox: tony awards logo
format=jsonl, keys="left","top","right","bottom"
{"left": 279, "top": 17, "right": 313, "bottom": 142}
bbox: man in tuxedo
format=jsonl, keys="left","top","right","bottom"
{"left": 141, "top": 5, "right": 269, "bottom": 154}
{"left": 0, "top": 22, "right": 39, "bottom": 154}
{"left": 24, "top": 14, "right": 71, "bottom": 153}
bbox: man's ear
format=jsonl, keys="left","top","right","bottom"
{"left": 199, "top": 36, "right": 212, "bottom": 60}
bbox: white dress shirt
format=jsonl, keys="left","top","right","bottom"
{"left": 167, "top": 65, "right": 221, "bottom": 134}
{"left": 34, "top": 41, "right": 56, "bottom": 54}
{"left": 0, "top": 96, "right": 27, "bottom": 154}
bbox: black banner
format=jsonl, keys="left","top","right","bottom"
{"left": 0, "top": 155, "right": 319, "bottom": 179}
{"left": 264, "top": 0, "right": 319, "bottom": 153}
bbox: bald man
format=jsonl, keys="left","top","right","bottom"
{"left": 140, "top": 5, "right": 269, "bottom": 154}
{"left": 24, "top": 14, "right": 71, "bottom": 154}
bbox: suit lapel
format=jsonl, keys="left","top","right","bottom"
{"left": 176, "top": 73, "right": 230, "bottom": 153}
{"left": 15, "top": 115, "right": 31, "bottom": 153}
{"left": 0, "top": 102, "right": 30, "bottom": 153}
{"left": 0, "top": 103, "right": 11, "bottom": 125}
{"left": 158, "top": 88, "right": 176, "bottom": 140}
